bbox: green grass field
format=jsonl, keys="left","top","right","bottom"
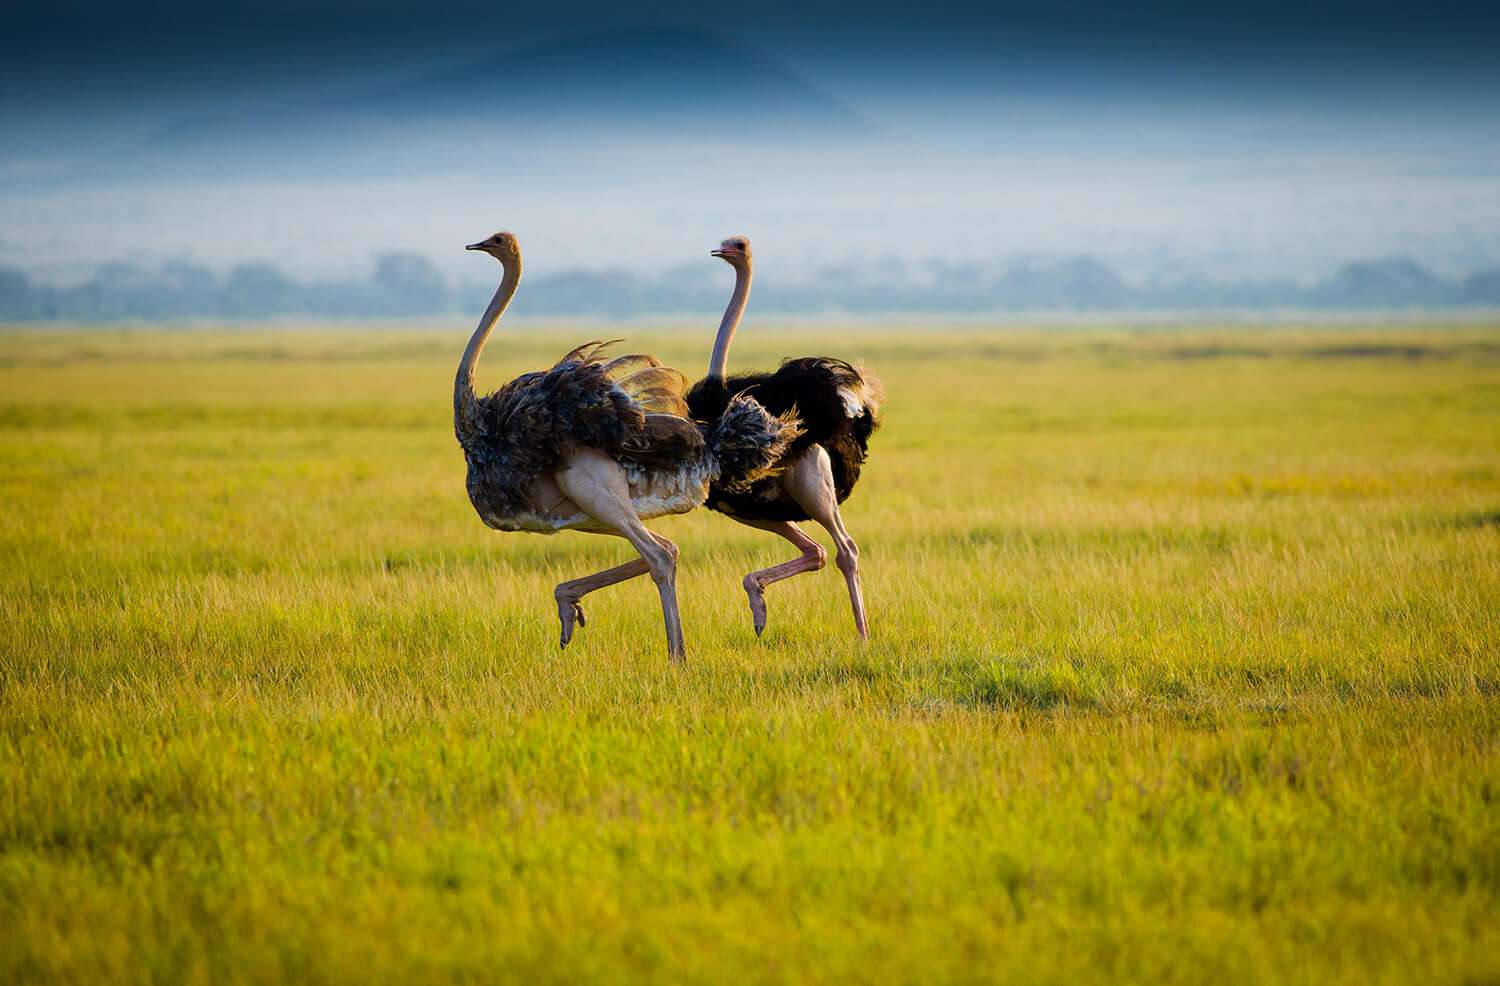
{"left": 2, "top": 323, "right": 1498, "bottom": 984}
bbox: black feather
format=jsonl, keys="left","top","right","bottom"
{"left": 687, "top": 356, "right": 882, "bottom": 522}
{"left": 703, "top": 395, "right": 803, "bottom": 493}
{"left": 459, "top": 342, "right": 697, "bottom": 528}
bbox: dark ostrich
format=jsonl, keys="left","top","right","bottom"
{"left": 455, "top": 231, "right": 796, "bottom": 662}
{"left": 685, "top": 235, "right": 884, "bottom": 638}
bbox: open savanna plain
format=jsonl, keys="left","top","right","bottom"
{"left": 1, "top": 322, "right": 1498, "bottom": 984}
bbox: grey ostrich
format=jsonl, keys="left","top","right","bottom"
{"left": 455, "top": 231, "right": 797, "bottom": 662}
{"left": 685, "top": 236, "right": 883, "bottom": 639}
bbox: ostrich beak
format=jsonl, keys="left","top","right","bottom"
{"left": 466, "top": 242, "right": 485, "bottom": 251}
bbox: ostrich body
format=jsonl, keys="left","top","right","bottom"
{"left": 455, "top": 232, "right": 795, "bottom": 661}
{"left": 685, "top": 236, "right": 883, "bottom": 638}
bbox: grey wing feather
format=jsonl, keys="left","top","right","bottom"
{"left": 461, "top": 340, "right": 708, "bottom": 519}
{"left": 704, "top": 395, "right": 804, "bottom": 492}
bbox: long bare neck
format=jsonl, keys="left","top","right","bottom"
{"left": 707, "top": 261, "right": 752, "bottom": 382}
{"left": 453, "top": 258, "right": 521, "bottom": 436}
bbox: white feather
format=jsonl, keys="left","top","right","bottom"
{"left": 837, "top": 385, "right": 866, "bottom": 418}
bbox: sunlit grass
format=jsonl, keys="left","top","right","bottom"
{"left": 2, "top": 323, "right": 1498, "bottom": 984}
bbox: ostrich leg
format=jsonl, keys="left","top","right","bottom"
{"left": 782, "top": 445, "right": 868, "bottom": 639}
{"left": 555, "top": 449, "right": 686, "bottom": 661}
{"left": 735, "top": 520, "right": 826, "bottom": 636}
{"left": 552, "top": 532, "right": 678, "bottom": 649}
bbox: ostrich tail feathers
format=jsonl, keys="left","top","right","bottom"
{"left": 612, "top": 366, "right": 690, "bottom": 416}
{"left": 555, "top": 339, "right": 625, "bottom": 367}
{"left": 852, "top": 361, "right": 886, "bottom": 417}
{"left": 557, "top": 343, "right": 691, "bottom": 416}
{"left": 599, "top": 353, "right": 662, "bottom": 378}
{"left": 615, "top": 365, "right": 688, "bottom": 393}
{"left": 816, "top": 357, "right": 883, "bottom": 421}
{"left": 705, "top": 395, "right": 804, "bottom": 493}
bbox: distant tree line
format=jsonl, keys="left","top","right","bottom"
{"left": 3, "top": 253, "right": 1499, "bottom": 321}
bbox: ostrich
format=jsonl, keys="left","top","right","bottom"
{"left": 455, "top": 231, "right": 797, "bottom": 662}
{"left": 686, "top": 236, "right": 883, "bottom": 639}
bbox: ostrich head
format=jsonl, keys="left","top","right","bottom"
{"left": 711, "top": 235, "right": 752, "bottom": 269}
{"left": 466, "top": 231, "right": 521, "bottom": 264}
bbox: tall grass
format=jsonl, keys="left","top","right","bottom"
{"left": 2, "top": 324, "right": 1497, "bottom": 984}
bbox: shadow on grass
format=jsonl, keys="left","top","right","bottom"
{"left": 1453, "top": 509, "right": 1500, "bottom": 530}
{"left": 1301, "top": 343, "right": 1435, "bottom": 360}
{"left": 758, "top": 657, "right": 884, "bottom": 691}
{"left": 944, "top": 656, "right": 1101, "bottom": 712}
{"left": 1163, "top": 345, "right": 1273, "bottom": 360}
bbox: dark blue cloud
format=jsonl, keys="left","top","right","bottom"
{"left": 8, "top": 1, "right": 1498, "bottom": 58}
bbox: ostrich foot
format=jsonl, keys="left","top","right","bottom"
{"left": 733, "top": 521, "right": 827, "bottom": 640}
{"left": 743, "top": 576, "right": 769, "bottom": 636}
{"left": 555, "top": 590, "right": 587, "bottom": 648}
{"left": 548, "top": 531, "right": 678, "bottom": 654}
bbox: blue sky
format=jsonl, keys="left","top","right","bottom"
{"left": 3, "top": 1, "right": 1497, "bottom": 285}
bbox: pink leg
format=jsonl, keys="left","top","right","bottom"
{"left": 783, "top": 446, "right": 868, "bottom": 639}
{"left": 555, "top": 450, "right": 686, "bottom": 661}
{"left": 553, "top": 532, "right": 677, "bottom": 649}
{"left": 735, "top": 519, "right": 827, "bottom": 637}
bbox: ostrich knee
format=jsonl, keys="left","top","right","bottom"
{"left": 642, "top": 541, "right": 677, "bottom": 587}
{"left": 835, "top": 537, "right": 858, "bottom": 576}
{"left": 809, "top": 541, "right": 829, "bottom": 571}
